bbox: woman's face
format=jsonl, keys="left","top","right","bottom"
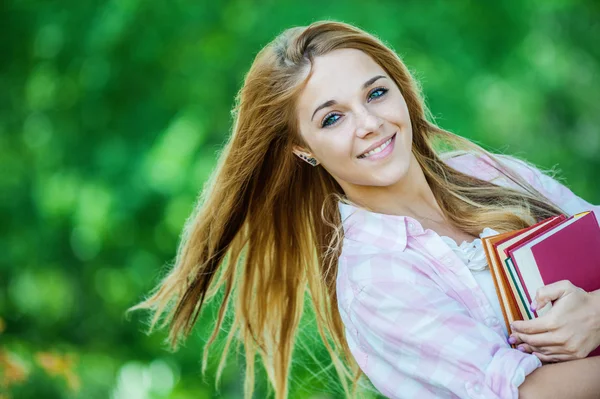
{"left": 295, "top": 48, "right": 414, "bottom": 190}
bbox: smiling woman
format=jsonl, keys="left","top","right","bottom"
{"left": 293, "top": 48, "right": 416, "bottom": 206}
{"left": 294, "top": 52, "right": 413, "bottom": 191}
{"left": 129, "top": 20, "right": 600, "bottom": 399}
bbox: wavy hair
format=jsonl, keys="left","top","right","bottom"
{"left": 128, "top": 20, "right": 565, "bottom": 398}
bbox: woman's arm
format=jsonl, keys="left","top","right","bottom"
{"left": 342, "top": 278, "right": 542, "bottom": 398}
{"left": 519, "top": 356, "right": 600, "bottom": 398}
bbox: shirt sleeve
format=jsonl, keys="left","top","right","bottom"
{"left": 495, "top": 154, "right": 600, "bottom": 220}
{"left": 346, "top": 278, "right": 542, "bottom": 399}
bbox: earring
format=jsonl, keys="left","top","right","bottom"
{"left": 298, "top": 154, "right": 318, "bottom": 166}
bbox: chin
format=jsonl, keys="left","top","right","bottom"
{"left": 369, "top": 171, "right": 406, "bottom": 187}
{"left": 371, "top": 158, "right": 410, "bottom": 186}
{"left": 333, "top": 156, "right": 409, "bottom": 188}
{"left": 351, "top": 167, "right": 407, "bottom": 187}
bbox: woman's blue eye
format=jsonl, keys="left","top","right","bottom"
{"left": 368, "top": 87, "right": 388, "bottom": 101}
{"left": 322, "top": 113, "right": 340, "bottom": 127}
{"left": 320, "top": 88, "right": 387, "bottom": 128}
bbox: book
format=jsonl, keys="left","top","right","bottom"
{"left": 495, "top": 215, "right": 567, "bottom": 320}
{"left": 482, "top": 230, "right": 525, "bottom": 330}
{"left": 482, "top": 211, "right": 600, "bottom": 357}
{"left": 481, "top": 216, "right": 565, "bottom": 328}
{"left": 507, "top": 211, "right": 600, "bottom": 318}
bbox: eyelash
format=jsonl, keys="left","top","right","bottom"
{"left": 321, "top": 87, "right": 389, "bottom": 128}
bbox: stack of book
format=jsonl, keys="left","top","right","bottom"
{"left": 481, "top": 210, "right": 600, "bottom": 357}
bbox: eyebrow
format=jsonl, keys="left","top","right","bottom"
{"left": 310, "top": 75, "right": 387, "bottom": 121}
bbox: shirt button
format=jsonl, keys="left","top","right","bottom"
{"left": 485, "top": 317, "right": 500, "bottom": 327}
{"left": 464, "top": 381, "right": 475, "bottom": 393}
{"left": 465, "top": 381, "right": 483, "bottom": 398}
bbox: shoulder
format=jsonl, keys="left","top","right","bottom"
{"left": 441, "top": 150, "right": 499, "bottom": 181}
{"left": 441, "top": 149, "right": 516, "bottom": 175}
{"left": 440, "top": 150, "right": 555, "bottom": 189}
{"left": 440, "top": 151, "right": 599, "bottom": 217}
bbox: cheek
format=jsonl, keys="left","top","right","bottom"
{"left": 310, "top": 134, "right": 356, "bottom": 178}
{"left": 316, "top": 136, "right": 354, "bottom": 167}
{"left": 384, "top": 97, "right": 410, "bottom": 124}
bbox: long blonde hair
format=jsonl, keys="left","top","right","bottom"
{"left": 128, "top": 20, "right": 564, "bottom": 398}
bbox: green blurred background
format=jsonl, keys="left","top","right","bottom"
{"left": 1, "top": 0, "right": 599, "bottom": 398}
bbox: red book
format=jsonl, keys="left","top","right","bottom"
{"left": 508, "top": 211, "right": 600, "bottom": 357}
{"left": 494, "top": 215, "right": 567, "bottom": 320}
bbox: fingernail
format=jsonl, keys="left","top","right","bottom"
{"left": 508, "top": 336, "right": 517, "bottom": 344}
{"left": 530, "top": 300, "right": 537, "bottom": 311}
{"left": 517, "top": 345, "right": 526, "bottom": 352}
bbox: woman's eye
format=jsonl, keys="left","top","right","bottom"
{"left": 368, "top": 87, "right": 388, "bottom": 102}
{"left": 319, "top": 89, "right": 387, "bottom": 128}
{"left": 322, "top": 113, "right": 341, "bottom": 128}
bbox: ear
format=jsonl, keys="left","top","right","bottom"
{"left": 292, "top": 145, "right": 310, "bottom": 158}
{"left": 292, "top": 145, "right": 320, "bottom": 166}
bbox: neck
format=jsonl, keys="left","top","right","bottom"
{"left": 342, "top": 152, "right": 445, "bottom": 222}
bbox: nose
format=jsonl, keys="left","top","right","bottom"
{"left": 355, "top": 107, "right": 384, "bottom": 138}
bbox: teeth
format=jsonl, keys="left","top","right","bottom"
{"left": 359, "top": 137, "right": 393, "bottom": 158}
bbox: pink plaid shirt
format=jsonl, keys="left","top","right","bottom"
{"left": 336, "top": 152, "right": 600, "bottom": 399}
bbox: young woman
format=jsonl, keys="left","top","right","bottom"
{"left": 130, "top": 21, "right": 600, "bottom": 398}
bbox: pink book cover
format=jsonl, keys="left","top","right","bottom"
{"left": 505, "top": 215, "right": 569, "bottom": 308}
{"left": 530, "top": 211, "right": 600, "bottom": 357}
{"left": 531, "top": 211, "right": 600, "bottom": 294}
{"left": 506, "top": 215, "right": 573, "bottom": 317}
{"left": 493, "top": 215, "right": 567, "bottom": 319}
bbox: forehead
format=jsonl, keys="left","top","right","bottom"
{"left": 297, "top": 48, "right": 386, "bottom": 115}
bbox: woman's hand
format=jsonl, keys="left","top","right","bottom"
{"left": 508, "top": 280, "right": 600, "bottom": 363}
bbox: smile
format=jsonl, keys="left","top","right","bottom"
{"left": 357, "top": 133, "right": 396, "bottom": 159}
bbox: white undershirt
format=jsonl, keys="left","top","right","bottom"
{"left": 440, "top": 227, "right": 509, "bottom": 337}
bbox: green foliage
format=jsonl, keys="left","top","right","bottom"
{"left": 1, "top": 0, "right": 598, "bottom": 397}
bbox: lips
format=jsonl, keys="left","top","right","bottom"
{"left": 357, "top": 133, "right": 396, "bottom": 159}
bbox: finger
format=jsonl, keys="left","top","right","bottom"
{"left": 533, "top": 351, "right": 577, "bottom": 363}
{"left": 525, "top": 343, "right": 570, "bottom": 356}
{"left": 518, "top": 343, "right": 569, "bottom": 357}
{"left": 510, "top": 331, "right": 562, "bottom": 348}
{"left": 508, "top": 334, "right": 523, "bottom": 346}
{"left": 514, "top": 341, "right": 571, "bottom": 358}
{"left": 511, "top": 316, "right": 557, "bottom": 335}
{"left": 534, "top": 280, "right": 574, "bottom": 308}
{"left": 516, "top": 344, "right": 533, "bottom": 354}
